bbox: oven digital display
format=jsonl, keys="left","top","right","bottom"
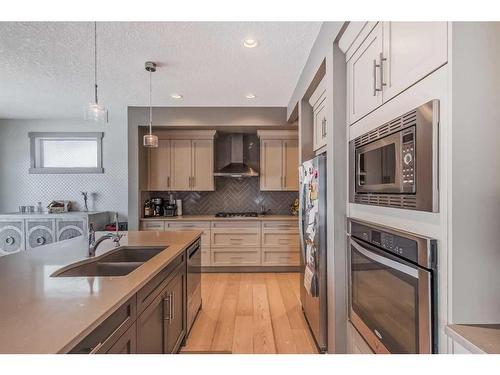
{"left": 403, "top": 133, "right": 414, "bottom": 143}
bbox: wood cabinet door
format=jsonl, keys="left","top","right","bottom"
{"left": 282, "top": 139, "right": 299, "bottom": 191}
{"left": 191, "top": 139, "right": 214, "bottom": 191}
{"left": 164, "top": 268, "right": 186, "bottom": 354}
{"left": 106, "top": 323, "right": 137, "bottom": 354}
{"left": 382, "top": 22, "right": 447, "bottom": 101}
{"left": 136, "top": 288, "right": 165, "bottom": 354}
{"left": 260, "top": 139, "right": 283, "bottom": 191}
{"left": 347, "top": 22, "right": 383, "bottom": 124}
{"left": 171, "top": 139, "right": 192, "bottom": 191}
{"left": 148, "top": 139, "right": 171, "bottom": 190}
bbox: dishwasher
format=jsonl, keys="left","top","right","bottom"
{"left": 186, "top": 239, "right": 202, "bottom": 334}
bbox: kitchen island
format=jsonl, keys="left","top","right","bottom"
{"left": 0, "top": 230, "right": 201, "bottom": 354}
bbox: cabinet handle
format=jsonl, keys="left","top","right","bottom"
{"left": 89, "top": 342, "right": 104, "bottom": 354}
{"left": 163, "top": 294, "right": 172, "bottom": 323}
{"left": 36, "top": 236, "right": 46, "bottom": 245}
{"left": 373, "top": 59, "right": 382, "bottom": 96}
{"left": 5, "top": 236, "right": 15, "bottom": 245}
{"left": 379, "top": 52, "right": 387, "bottom": 89}
{"left": 322, "top": 118, "right": 327, "bottom": 137}
{"left": 167, "top": 176, "right": 170, "bottom": 188}
{"left": 170, "top": 292, "right": 174, "bottom": 323}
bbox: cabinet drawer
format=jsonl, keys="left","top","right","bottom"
{"left": 261, "top": 221, "right": 298, "bottom": 229}
{"left": 211, "top": 229, "right": 261, "bottom": 247}
{"left": 136, "top": 252, "right": 185, "bottom": 313}
{"left": 211, "top": 221, "right": 260, "bottom": 229}
{"left": 212, "top": 249, "right": 260, "bottom": 266}
{"left": 262, "top": 249, "right": 300, "bottom": 266}
{"left": 69, "top": 296, "right": 137, "bottom": 354}
{"left": 262, "top": 231, "right": 299, "bottom": 247}
{"left": 165, "top": 221, "right": 210, "bottom": 229}
{"left": 140, "top": 221, "right": 165, "bottom": 231}
{"left": 165, "top": 222, "right": 210, "bottom": 246}
{"left": 105, "top": 322, "right": 137, "bottom": 354}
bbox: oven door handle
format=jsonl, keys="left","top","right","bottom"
{"left": 350, "top": 238, "right": 419, "bottom": 278}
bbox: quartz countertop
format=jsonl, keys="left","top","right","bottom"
{"left": 446, "top": 324, "right": 500, "bottom": 354}
{"left": 0, "top": 211, "right": 107, "bottom": 217}
{"left": 140, "top": 214, "right": 299, "bottom": 221}
{"left": 0, "top": 230, "right": 201, "bottom": 354}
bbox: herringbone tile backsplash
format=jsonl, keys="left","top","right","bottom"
{"left": 144, "top": 178, "right": 298, "bottom": 215}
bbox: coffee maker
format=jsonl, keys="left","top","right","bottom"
{"left": 151, "top": 197, "right": 164, "bottom": 216}
{"left": 163, "top": 193, "right": 177, "bottom": 217}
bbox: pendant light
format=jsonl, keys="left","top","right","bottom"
{"left": 143, "top": 61, "right": 158, "bottom": 148}
{"left": 85, "top": 21, "right": 108, "bottom": 123}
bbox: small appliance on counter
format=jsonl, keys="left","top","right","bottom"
{"left": 163, "top": 194, "right": 177, "bottom": 217}
{"left": 144, "top": 199, "right": 153, "bottom": 217}
{"left": 151, "top": 197, "right": 164, "bottom": 216}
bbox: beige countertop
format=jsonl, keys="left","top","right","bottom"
{"left": 140, "top": 214, "right": 299, "bottom": 221}
{"left": 446, "top": 324, "right": 500, "bottom": 354}
{"left": 0, "top": 230, "right": 201, "bottom": 354}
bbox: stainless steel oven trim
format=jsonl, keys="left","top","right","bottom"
{"left": 350, "top": 238, "right": 418, "bottom": 277}
{"left": 349, "top": 218, "right": 436, "bottom": 269}
{"left": 347, "top": 234, "right": 433, "bottom": 354}
{"left": 355, "top": 131, "right": 403, "bottom": 194}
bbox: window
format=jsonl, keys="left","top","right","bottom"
{"left": 29, "top": 132, "right": 104, "bottom": 174}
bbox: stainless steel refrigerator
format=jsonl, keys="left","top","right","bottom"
{"left": 299, "top": 153, "right": 327, "bottom": 353}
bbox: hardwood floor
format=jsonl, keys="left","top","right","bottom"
{"left": 181, "top": 272, "right": 318, "bottom": 354}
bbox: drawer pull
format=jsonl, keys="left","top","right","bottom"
{"left": 89, "top": 342, "right": 104, "bottom": 354}
{"left": 230, "top": 256, "right": 243, "bottom": 260}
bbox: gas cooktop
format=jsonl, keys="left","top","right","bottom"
{"left": 215, "top": 212, "right": 259, "bottom": 218}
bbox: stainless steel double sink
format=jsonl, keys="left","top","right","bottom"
{"left": 52, "top": 246, "right": 167, "bottom": 277}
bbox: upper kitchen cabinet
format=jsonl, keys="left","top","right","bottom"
{"left": 308, "top": 76, "right": 328, "bottom": 152}
{"left": 343, "top": 22, "right": 448, "bottom": 125}
{"left": 381, "top": 22, "right": 448, "bottom": 101}
{"left": 258, "top": 130, "right": 299, "bottom": 191}
{"left": 347, "top": 22, "right": 384, "bottom": 124}
{"left": 149, "top": 130, "right": 216, "bottom": 192}
{"left": 148, "top": 140, "right": 172, "bottom": 190}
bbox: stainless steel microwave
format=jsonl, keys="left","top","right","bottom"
{"left": 349, "top": 100, "right": 439, "bottom": 212}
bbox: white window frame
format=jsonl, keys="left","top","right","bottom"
{"left": 29, "top": 132, "right": 104, "bottom": 174}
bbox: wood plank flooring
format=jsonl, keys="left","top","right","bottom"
{"left": 181, "top": 272, "right": 318, "bottom": 354}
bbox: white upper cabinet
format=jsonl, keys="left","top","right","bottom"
{"left": 381, "top": 22, "right": 448, "bottom": 101}
{"left": 344, "top": 21, "right": 448, "bottom": 125}
{"left": 309, "top": 76, "right": 328, "bottom": 152}
{"left": 347, "top": 23, "right": 384, "bottom": 124}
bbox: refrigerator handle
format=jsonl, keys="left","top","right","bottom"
{"left": 298, "top": 166, "right": 306, "bottom": 260}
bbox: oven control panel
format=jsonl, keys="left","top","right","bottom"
{"left": 401, "top": 127, "right": 416, "bottom": 191}
{"left": 351, "top": 221, "right": 418, "bottom": 264}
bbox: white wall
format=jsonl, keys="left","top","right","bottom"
{"left": 0, "top": 117, "right": 128, "bottom": 219}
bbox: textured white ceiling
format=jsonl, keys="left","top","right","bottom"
{"left": 0, "top": 22, "right": 321, "bottom": 119}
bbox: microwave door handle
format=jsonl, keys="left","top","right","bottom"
{"left": 350, "top": 239, "right": 419, "bottom": 278}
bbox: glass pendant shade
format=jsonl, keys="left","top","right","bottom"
{"left": 85, "top": 103, "right": 108, "bottom": 123}
{"left": 143, "top": 132, "right": 158, "bottom": 148}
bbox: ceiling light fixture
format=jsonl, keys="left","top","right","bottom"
{"left": 245, "top": 93, "right": 256, "bottom": 99}
{"left": 143, "top": 61, "right": 158, "bottom": 148}
{"left": 85, "top": 21, "right": 108, "bottom": 123}
{"left": 243, "top": 38, "right": 258, "bottom": 48}
{"left": 171, "top": 94, "right": 183, "bottom": 99}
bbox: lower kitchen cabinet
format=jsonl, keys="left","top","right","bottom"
{"left": 68, "top": 251, "right": 188, "bottom": 355}
{"left": 136, "top": 261, "right": 186, "bottom": 354}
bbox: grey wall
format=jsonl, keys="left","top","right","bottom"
{"left": 0, "top": 118, "right": 128, "bottom": 219}
{"left": 143, "top": 177, "right": 298, "bottom": 216}
{"left": 128, "top": 106, "right": 292, "bottom": 229}
{"left": 451, "top": 22, "right": 500, "bottom": 323}
{"left": 286, "top": 21, "right": 347, "bottom": 353}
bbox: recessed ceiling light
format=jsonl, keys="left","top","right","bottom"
{"left": 245, "top": 93, "right": 256, "bottom": 99}
{"left": 243, "top": 38, "right": 258, "bottom": 48}
{"left": 170, "top": 94, "right": 183, "bottom": 99}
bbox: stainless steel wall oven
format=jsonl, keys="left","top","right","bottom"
{"left": 349, "top": 100, "right": 439, "bottom": 212}
{"left": 348, "top": 219, "right": 437, "bottom": 354}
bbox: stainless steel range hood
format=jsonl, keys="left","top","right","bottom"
{"left": 213, "top": 133, "right": 259, "bottom": 177}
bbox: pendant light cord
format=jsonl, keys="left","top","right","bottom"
{"left": 149, "top": 68, "right": 153, "bottom": 134}
{"left": 94, "top": 21, "right": 98, "bottom": 105}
